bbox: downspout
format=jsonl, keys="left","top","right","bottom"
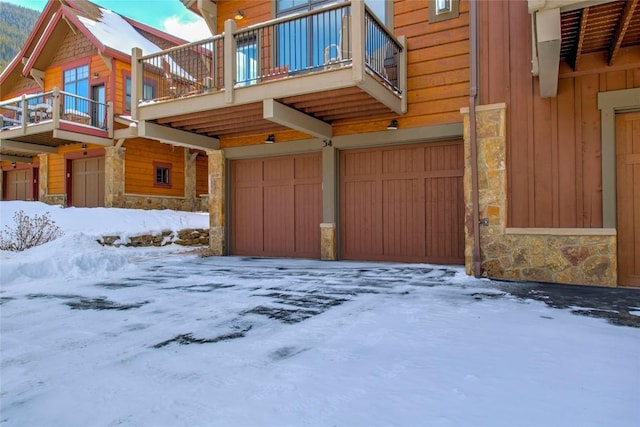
{"left": 469, "top": 0, "right": 482, "bottom": 277}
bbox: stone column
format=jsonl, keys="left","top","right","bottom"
{"left": 207, "top": 149, "right": 225, "bottom": 255}
{"left": 38, "top": 153, "right": 49, "bottom": 202}
{"left": 104, "top": 146, "right": 126, "bottom": 208}
{"left": 321, "top": 145, "right": 337, "bottom": 260}
{"left": 184, "top": 148, "right": 197, "bottom": 210}
{"left": 461, "top": 103, "right": 508, "bottom": 277}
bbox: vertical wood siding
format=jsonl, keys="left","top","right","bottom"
{"left": 479, "top": 0, "right": 640, "bottom": 228}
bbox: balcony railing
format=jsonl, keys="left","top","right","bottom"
{"left": 134, "top": 1, "right": 403, "bottom": 108}
{"left": 0, "top": 88, "right": 111, "bottom": 132}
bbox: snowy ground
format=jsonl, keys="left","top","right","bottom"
{"left": 1, "top": 202, "right": 639, "bottom": 426}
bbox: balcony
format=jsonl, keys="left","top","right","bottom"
{"left": 0, "top": 88, "right": 113, "bottom": 161}
{"left": 131, "top": 0, "right": 406, "bottom": 142}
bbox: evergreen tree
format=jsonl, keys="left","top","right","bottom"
{"left": 0, "top": 2, "right": 40, "bottom": 73}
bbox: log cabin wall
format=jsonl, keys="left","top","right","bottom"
{"left": 478, "top": 0, "right": 640, "bottom": 229}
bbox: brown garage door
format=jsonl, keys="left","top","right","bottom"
{"left": 231, "top": 153, "right": 322, "bottom": 258}
{"left": 72, "top": 157, "right": 105, "bottom": 207}
{"left": 4, "top": 169, "right": 30, "bottom": 200}
{"left": 616, "top": 112, "right": 640, "bottom": 287}
{"left": 340, "top": 141, "right": 464, "bottom": 264}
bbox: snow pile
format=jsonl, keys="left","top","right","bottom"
{"left": 0, "top": 201, "right": 208, "bottom": 285}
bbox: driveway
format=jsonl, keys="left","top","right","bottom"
{"left": 1, "top": 255, "right": 639, "bottom": 427}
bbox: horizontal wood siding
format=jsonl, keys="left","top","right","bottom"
{"left": 479, "top": 0, "right": 640, "bottom": 228}
{"left": 196, "top": 154, "right": 208, "bottom": 196}
{"left": 123, "top": 138, "right": 185, "bottom": 197}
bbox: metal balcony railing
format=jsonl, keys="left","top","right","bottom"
{"left": 134, "top": 1, "right": 403, "bottom": 107}
{"left": 0, "top": 89, "right": 111, "bottom": 131}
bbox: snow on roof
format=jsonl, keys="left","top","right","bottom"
{"left": 77, "top": 7, "right": 163, "bottom": 57}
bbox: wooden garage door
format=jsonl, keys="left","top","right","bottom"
{"left": 231, "top": 153, "right": 322, "bottom": 258}
{"left": 616, "top": 112, "right": 640, "bottom": 287}
{"left": 72, "top": 157, "right": 105, "bottom": 207}
{"left": 4, "top": 170, "right": 30, "bottom": 201}
{"left": 340, "top": 141, "right": 464, "bottom": 264}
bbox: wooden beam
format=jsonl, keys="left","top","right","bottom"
{"left": 608, "top": 0, "right": 638, "bottom": 66}
{"left": 0, "top": 139, "right": 58, "bottom": 153}
{"left": 535, "top": 7, "right": 561, "bottom": 98}
{"left": 572, "top": 7, "right": 589, "bottom": 70}
{"left": 263, "top": 99, "right": 332, "bottom": 139}
{"left": 138, "top": 121, "right": 220, "bottom": 150}
{"left": 197, "top": 0, "right": 217, "bottom": 34}
{"left": 30, "top": 68, "right": 45, "bottom": 89}
{"left": 0, "top": 154, "right": 34, "bottom": 163}
{"left": 52, "top": 130, "right": 114, "bottom": 146}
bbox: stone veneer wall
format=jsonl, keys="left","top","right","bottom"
{"left": 461, "top": 103, "right": 617, "bottom": 287}
{"left": 121, "top": 194, "right": 204, "bottom": 212}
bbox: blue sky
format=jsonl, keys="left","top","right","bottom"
{"left": 3, "top": 0, "right": 210, "bottom": 41}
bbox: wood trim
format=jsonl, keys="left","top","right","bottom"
{"left": 506, "top": 227, "right": 617, "bottom": 236}
{"left": 597, "top": 87, "right": 640, "bottom": 227}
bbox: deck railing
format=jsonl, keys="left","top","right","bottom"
{"left": 133, "top": 0, "right": 403, "bottom": 108}
{"left": 0, "top": 89, "right": 111, "bottom": 132}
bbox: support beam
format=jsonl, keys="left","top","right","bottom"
{"left": 263, "top": 99, "right": 332, "bottom": 139}
{"left": 30, "top": 68, "right": 45, "bottom": 89}
{"left": 98, "top": 52, "right": 113, "bottom": 71}
{"left": 571, "top": 7, "right": 589, "bottom": 70}
{"left": 0, "top": 154, "right": 34, "bottom": 163}
{"left": 608, "top": 0, "right": 637, "bottom": 65}
{"left": 535, "top": 7, "right": 561, "bottom": 98}
{"left": 0, "top": 139, "right": 57, "bottom": 153}
{"left": 197, "top": 0, "right": 217, "bottom": 34}
{"left": 52, "top": 129, "right": 113, "bottom": 146}
{"left": 138, "top": 121, "right": 220, "bottom": 150}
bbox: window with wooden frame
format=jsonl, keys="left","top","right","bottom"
{"left": 123, "top": 72, "right": 155, "bottom": 113}
{"left": 428, "top": 0, "right": 459, "bottom": 23}
{"left": 153, "top": 162, "right": 172, "bottom": 188}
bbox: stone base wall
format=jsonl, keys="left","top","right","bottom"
{"left": 99, "top": 228, "right": 209, "bottom": 247}
{"left": 41, "top": 194, "right": 67, "bottom": 207}
{"left": 121, "top": 194, "right": 205, "bottom": 212}
{"left": 462, "top": 103, "right": 618, "bottom": 287}
{"left": 482, "top": 231, "right": 617, "bottom": 287}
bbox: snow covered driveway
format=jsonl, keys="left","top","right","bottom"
{"left": 1, "top": 255, "right": 639, "bottom": 427}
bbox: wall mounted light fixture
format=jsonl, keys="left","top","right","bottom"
{"left": 234, "top": 10, "right": 244, "bottom": 20}
{"left": 264, "top": 134, "right": 275, "bottom": 144}
{"left": 11, "top": 162, "right": 16, "bottom": 168}
{"left": 387, "top": 119, "right": 398, "bottom": 130}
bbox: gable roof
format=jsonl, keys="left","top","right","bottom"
{"left": 0, "top": 0, "right": 188, "bottom": 89}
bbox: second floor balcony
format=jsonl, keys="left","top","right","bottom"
{"left": 0, "top": 89, "right": 113, "bottom": 161}
{"left": 131, "top": 1, "right": 406, "bottom": 141}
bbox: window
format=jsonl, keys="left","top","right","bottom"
{"left": 429, "top": 0, "right": 459, "bottom": 23}
{"left": 125, "top": 76, "right": 154, "bottom": 112}
{"left": 154, "top": 162, "right": 171, "bottom": 188}
{"left": 64, "top": 64, "right": 89, "bottom": 114}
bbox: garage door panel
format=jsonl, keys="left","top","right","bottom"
{"left": 343, "top": 180, "right": 382, "bottom": 257}
{"left": 263, "top": 185, "right": 294, "bottom": 254}
{"left": 233, "top": 186, "right": 264, "bottom": 254}
{"left": 383, "top": 178, "right": 425, "bottom": 257}
{"left": 231, "top": 153, "right": 321, "bottom": 258}
{"left": 341, "top": 141, "right": 464, "bottom": 264}
{"left": 5, "top": 170, "right": 30, "bottom": 201}
{"left": 72, "top": 157, "right": 105, "bottom": 208}
{"left": 294, "top": 182, "right": 322, "bottom": 255}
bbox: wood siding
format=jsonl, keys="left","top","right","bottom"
{"left": 123, "top": 138, "right": 185, "bottom": 197}
{"left": 230, "top": 153, "right": 322, "bottom": 258}
{"left": 196, "top": 154, "right": 208, "bottom": 196}
{"left": 71, "top": 156, "right": 105, "bottom": 207}
{"left": 340, "top": 141, "right": 464, "bottom": 264}
{"left": 479, "top": 0, "right": 640, "bottom": 228}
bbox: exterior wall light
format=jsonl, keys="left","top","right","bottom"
{"left": 234, "top": 10, "right": 244, "bottom": 20}
{"left": 387, "top": 119, "right": 398, "bottom": 130}
{"left": 265, "top": 134, "right": 275, "bottom": 144}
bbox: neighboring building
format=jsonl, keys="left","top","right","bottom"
{"left": 467, "top": 0, "right": 639, "bottom": 287}
{"left": 0, "top": 0, "right": 210, "bottom": 210}
{"left": 130, "top": 0, "right": 470, "bottom": 263}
